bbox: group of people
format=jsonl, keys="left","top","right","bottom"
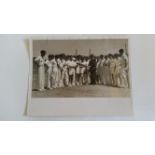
{"left": 34, "top": 49, "right": 129, "bottom": 91}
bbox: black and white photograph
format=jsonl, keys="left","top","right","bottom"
{"left": 32, "top": 39, "right": 131, "bottom": 98}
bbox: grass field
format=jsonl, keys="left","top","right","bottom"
{"left": 32, "top": 85, "right": 130, "bottom": 98}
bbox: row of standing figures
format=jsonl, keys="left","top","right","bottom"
{"left": 34, "top": 49, "right": 129, "bottom": 91}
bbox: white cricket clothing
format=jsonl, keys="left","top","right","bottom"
{"left": 35, "top": 56, "right": 46, "bottom": 90}
{"left": 62, "top": 60, "right": 69, "bottom": 86}
{"left": 45, "top": 60, "right": 53, "bottom": 89}
{"left": 68, "top": 61, "right": 77, "bottom": 75}
{"left": 80, "top": 61, "right": 87, "bottom": 74}
{"left": 76, "top": 60, "right": 81, "bottom": 74}
{"left": 51, "top": 59, "right": 58, "bottom": 88}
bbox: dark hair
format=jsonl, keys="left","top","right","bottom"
{"left": 48, "top": 54, "right": 54, "bottom": 60}
{"left": 90, "top": 54, "right": 94, "bottom": 59}
{"left": 119, "top": 49, "right": 124, "bottom": 55}
{"left": 115, "top": 54, "right": 119, "bottom": 58}
{"left": 100, "top": 54, "right": 103, "bottom": 59}
{"left": 40, "top": 50, "right": 46, "bottom": 56}
{"left": 108, "top": 54, "right": 113, "bottom": 58}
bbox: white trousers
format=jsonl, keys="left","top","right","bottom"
{"left": 62, "top": 70, "right": 69, "bottom": 86}
{"left": 47, "top": 69, "right": 52, "bottom": 89}
{"left": 38, "top": 66, "right": 45, "bottom": 90}
{"left": 51, "top": 68, "right": 58, "bottom": 88}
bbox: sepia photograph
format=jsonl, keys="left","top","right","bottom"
{"left": 32, "top": 39, "right": 131, "bottom": 98}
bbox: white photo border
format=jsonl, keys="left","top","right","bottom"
{"left": 27, "top": 34, "right": 133, "bottom": 117}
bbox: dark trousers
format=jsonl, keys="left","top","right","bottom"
{"left": 90, "top": 70, "right": 96, "bottom": 84}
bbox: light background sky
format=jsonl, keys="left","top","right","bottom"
{"left": 33, "top": 39, "right": 128, "bottom": 57}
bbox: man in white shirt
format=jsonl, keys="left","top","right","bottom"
{"left": 34, "top": 50, "right": 46, "bottom": 91}
{"left": 75, "top": 57, "right": 81, "bottom": 86}
{"left": 45, "top": 55, "right": 53, "bottom": 90}
{"left": 109, "top": 54, "right": 116, "bottom": 86}
{"left": 61, "top": 56, "right": 69, "bottom": 87}
{"left": 68, "top": 57, "right": 77, "bottom": 87}
{"left": 80, "top": 57, "right": 88, "bottom": 85}
{"left": 97, "top": 55, "right": 105, "bottom": 85}
{"left": 119, "top": 49, "right": 129, "bottom": 88}
{"left": 51, "top": 56, "right": 58, "bottom": 89}
{"left": 57, "top": 55, "right": 63, "bottom": 88}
